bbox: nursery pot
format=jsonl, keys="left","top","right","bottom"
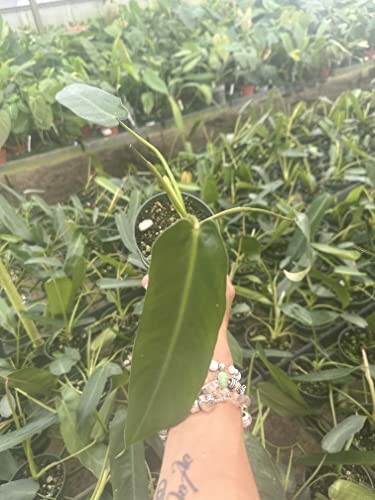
{"left": 241, "top": 84, "right": 255, "bottom": 97}
{"left": 134, "top": 192, "right": 214, "bottom": 268}
{"left": 213, "top": 84, "right": 226, "bottom": 106}
{"left": 12, "top": 454, "right": 66, "bottom": 499}
{"left": 338, "top": 328, "right": 375, "bottom": 365}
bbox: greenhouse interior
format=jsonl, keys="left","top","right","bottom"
{"left": 0, "top": 0, "right": 374, "bottom": 499}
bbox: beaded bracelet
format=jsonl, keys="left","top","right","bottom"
{"left": 190, "top": 359, "right": 252, "bottom": 429}
{"left": 159, "top": 360, "right": 252, "bottom": 441}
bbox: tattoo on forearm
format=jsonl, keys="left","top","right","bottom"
{"left": 155, "top": 453, "right": 198, "bottom": 499}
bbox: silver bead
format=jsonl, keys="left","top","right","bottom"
{"left": 242, "top": 412, "right": 252, "bottom": 428}
{"left": 218, "top": 362, "right": 226, "bottom": 371}
{"left": 236, "top": 372, "right": 241, "bottom": 381}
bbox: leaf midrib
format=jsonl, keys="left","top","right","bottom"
{"left": 130, "top": 223, "right": 199, "bottom": 440}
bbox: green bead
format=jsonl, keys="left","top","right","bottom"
{"left": 218, "top": 372, "right": 228, "bottom": 388}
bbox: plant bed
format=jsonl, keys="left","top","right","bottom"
{"left": 339, "top": 328, "right": 375, "bottom": 365}
{"left": 12, "top": 454, "right": 66, "bottom": 499}
{"left": 134, "top": 192, "right": 213, "bottom": 265}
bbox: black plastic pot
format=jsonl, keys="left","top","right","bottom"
{"left": 12, "top": 454, "right": 66, "bottom": 499}
{"left": 134, "top": 192, "right": 214, "bottom": 268}
{"left": 338, "top": 328, "right": 375, "bottom": 366}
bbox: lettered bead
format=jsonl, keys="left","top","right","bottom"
{"left": 218, "top": 362, "right": 226, "bottom": 371}
{"left": 209, "top": 360, "right": 219, "bottom": 371}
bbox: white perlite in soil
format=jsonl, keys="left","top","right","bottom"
{"left": 138, "top": 219, "right": 154, "bottom": 232}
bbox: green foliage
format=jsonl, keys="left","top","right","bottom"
{"left": 126, "top": 219, "right": 227, "bottom": 443}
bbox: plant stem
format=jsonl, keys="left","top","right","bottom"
{"left": 36, "top": 440, "right": 97, "bottom": 478}
{"left": 118, "top": 120, "right": 186, "bottom": 214}
{"left": 202, "top": 207, "right": 293, "bottom": 224}
{"left": 362, "top": 348, "right": 375, "bottom": 423}
{"left": 89, "top": 446, "right": 110, "bottom": 500}
{"left": 5, "top": 381, "right": 39, "bottom": 478}
{"left": 0, "top": 259, "right": 43, "bottom": 347}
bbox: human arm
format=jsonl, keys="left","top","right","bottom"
{"left": 144, "top": 276, "right": 260, "bottom": 500}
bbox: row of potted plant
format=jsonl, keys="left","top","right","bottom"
{"left": 0, "top": 0, "right": 374, "bottom": 163}
{"left": 0, "top": 85, "right": 374, "bottom": 498}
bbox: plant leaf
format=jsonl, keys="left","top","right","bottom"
{"left": 77, "top": 365, "right": 111, "bottom": 431}
{"left": 328, "top": 479, "right": 375, "bottom": 499}
{"left": 0, "top": 109, "right": 11, "bottom": 149}
{"left": 0, "top": 412, "right": 57, "bottom": 452}
{"left": 109, "top": 409, "right": 149, "bottom": 500}
{"left": 1, "top": 368, "right": 57, "bottom": 397}
{"left": 257, "top": 382, "right": 312, "bottom": 416}
{"left": 56, "top": 83, "right": 128, "bottom": 126}
{"left": 245, "top": 433, "right": 287, "bottom": 500}
{"left": 0, "top": 451, "right": 18, "bottom": 481}
{"left": 302, "top": 450, "right": 375, "bottom": 466}
{"left": 322, "top": 415, "right": 367, "bottom": 453}
{"left": 142, "top": 69, "right": 168, "bottom": 94}
{"left": 312, "top": 243, "right": 361, "bottom": 261}
{"left": 126, "top": 219, "right": 227, "bottom": 444}
{"left": 49, "top": 347, "right": 81, "bottom": 376}
{"left": 45, "top": 276, "right": 73, "bottom": 316}
{"left": 0, "top": 479, "right": 39, "bottom": 500}
{"left": 57, "top": 386, "right": 107, "bottom": 478}
{"left": 292, "top": 367, "right": 357, "bottom": 383}
{"left": 96, "top": 278, "right": 142, "bottom": 289}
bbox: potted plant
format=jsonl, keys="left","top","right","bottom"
{"left": 56, "top": 82, "right": 292, "bottom": 445}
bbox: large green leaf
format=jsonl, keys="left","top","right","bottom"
{"left": 56, "top": 83, "right": 128, "bottom": 127}
{"left": 0, "top": 479, "right": 39, "bottom": 500}
{"left": 328, "top": 479, "right": 375, "bottom": 499}
{"left": 0, "top": 412, "right": 57, "bottom": 452}
{"left": 109, "top": 409, "right": 149, "bottom": 500}
{"left": 126, "top": 219, "right": 227, "bottom": 444}
{"left": 1, "top": 368, "right": 57, "bottom": 397}
{"left": 322, "top": 415, "right": 367, "bottom": 453}
{"left": 0, "top": 109, "right": 11, "bottom": 149}
{"left": 245, "top": 434, "right": 286, "bottom": 500}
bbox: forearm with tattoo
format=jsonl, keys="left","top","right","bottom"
{"left": 155, "top": 453, "right": 198, "bottom": 500}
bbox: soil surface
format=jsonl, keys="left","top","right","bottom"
{"left": 340, "top": 329, "right": 375, "bottom": 364}
{"left": 135, "top": 193, "right": 212, "bottom": 260}
{"left": 14, "top": 454, "right": 65, "bottom": 499}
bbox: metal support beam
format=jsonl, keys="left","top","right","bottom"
{"left": 29, "top": 0, "right": 43, "bottom": 33}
